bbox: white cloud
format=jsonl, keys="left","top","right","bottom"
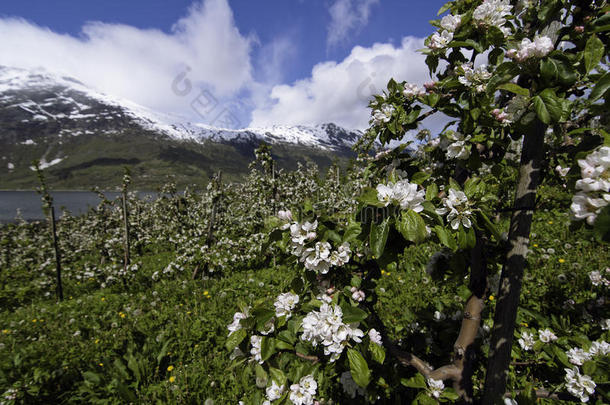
{"left": 0, "top": 0, "right": 254, "bottom": 121}
{"left": 327, "top": 0, "right": 379, "bottom": 49}
{"left": 250, "top": 36, "right": 449, "bottom": 135}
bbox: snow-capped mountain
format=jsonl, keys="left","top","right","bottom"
{"left": 0, "top": 66, "right": 360, "bottom": 189}
{"left": 0, "top": 66, "right": 361, "bottom": 150}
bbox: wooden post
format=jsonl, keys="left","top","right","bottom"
{"left": 50, "top": 207, "right": 63, "bottom": 301}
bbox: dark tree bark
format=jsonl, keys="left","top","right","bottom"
{"left": 482, "top": 121, "right": 546, "bottom": 404}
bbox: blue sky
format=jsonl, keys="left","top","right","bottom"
{"left": 0, "top": 0, "right": 449, "bottom": 130}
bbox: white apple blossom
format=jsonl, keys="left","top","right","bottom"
{"left": 290, "top": 221, "right": 318, "bottom": 245}
{"left": 571, "top": 147, "right": 610, "bottom": 224}
{"left": 427, "top": 378, "right": 444, "bottom": 399}
{"left": 350, "top": 287, "right": 366, "bottom": 302}
{"left": 567, "top": 347, "right": 591, "bottom": 366}
{"left": 369, "top": 328, "right": 382, "bottom": 345}
{"left": 588, "top": 270, "right": 607, "bottom": 287}
{"left": 440, "top": 14, "right": 462, "bottom": 32}
{"left": 376, "top": 180, "right": 425, "bottom": 212}
{"left": 329, "top": 242, "right": 351, "bottom": 267}
{"left": 564, "top": 367, "right": 596, "bottom": 403}
{"left": 443, "top": 132, "right": 472, "bottom": 160}
{"left": 507, "top": 36, "right": 554, "bottom": 62}
{"left": 301, "top": 241, "right": 332, "bottom": 274}
{"left": 289, "top": 375, "right": 317, "bottom": 405}
{"left": 538, "top": 329, "right": 558, "bottom": 343}
{"left": 301, "top": 304, "right": 364, "bottom": 362}
{"left": 588, "top": 340, "right": 609, "bottom": 357}
{"left": 473, "top": 0, "right": 513, "bottom": 35}
{"left": 602, "top": 319, "right": 610, "bottom": 330}
{"left": 251, "top": 335, "right": 263, "bottom": 364}
{"left": 518, "top": 331, "right": 535, "bottom": 351}
{"left": 556, "top": 165, "right": 570, "bottom": 177}
{"left": 372, "top": 104, "right": 395, "bottom": 126}
{"left": 274, "top": 292, "right": 300, "bottom": 318}
{"left": 436, "top": 189, "right": 473, "bottom": 229}
{"left": 428, "top": 30, "right": 453, "bottom": 49}
{"left": 266, "top": 381, "right": 284, "bottom": 401}
{"left": 458, "top": 63, "right": 492, "bottom": 93}
{"left": 228, "top": 311, "right": 247, "bottom": 336}
{"left": 403, "top": 83, "right": 426, "bottom": 99}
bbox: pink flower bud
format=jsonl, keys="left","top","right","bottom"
{"left": 574, "top": 26, "right": 584, "bottom": 33}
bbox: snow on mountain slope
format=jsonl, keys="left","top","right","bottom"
{"left": 0, "top": 66, "right": 362, "bottom": 151}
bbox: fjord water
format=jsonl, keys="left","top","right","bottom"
{"left": 0, "top": 191, "right": 157, "bottom": 223}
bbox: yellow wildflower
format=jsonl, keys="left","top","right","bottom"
{"left": 167, "top": 365, "right": 174, "bottom": 372}
{"left": 558, "top": 258, "right": 565, "bottom": 263}
{"left": 489, "top": 295, "right": 494, "bottom": 301}
{"left": 169, "top": 376, "right": 176, "bottom": 383}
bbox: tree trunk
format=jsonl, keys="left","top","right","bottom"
{"left": 50, "top": 207, "right": 63, "bottom": 301}
{"left": 482, "top": 122, "right": 546, "bottom": 404}
{"left": 122, "top": 191, "right": 130, "bottom": 276}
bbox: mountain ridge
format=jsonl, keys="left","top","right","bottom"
{"left": 0, "top": 66, "right": 361, "bottom": 189}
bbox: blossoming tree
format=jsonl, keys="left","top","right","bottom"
{"left": 226, "top": 0, "right": 609, "bottom": 403}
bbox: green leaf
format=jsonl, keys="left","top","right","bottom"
{"left": 260, "top": 337, "right": 277, "bottom": 362}
{"left": 268, "top": 367, "right": 287, "bottom": 386}
{"left": 370, "top": 218, "right": 390, "bottom": 258}
{"left": 425, "top": 183, "right": 438, "bottom": 201}
{"left": 83, "top": 371, "right": 102, "bottom": 385}
{"left": 533, "top": 89, "right": 563, "bottom": 124}
{"left": 591, "top": 72, "right": 610, "bottom": 101}
{"left": 411, "top": 172, "right": 431, "bottom": 185}
{"left": 396, "top": 210, "right": 427, "bottom": 244}
{"left": 347, "top": 349, "right": 371, "bottom": 388}
{"left": 156, "top": 338, "right": 173, "bottom": 365}
{"left": 584, "top": 35, "right": 604, "bottom": 74}
{"left": 434, "top": 225, "right": 457, "bottom": 251}
{"left": 496, "top": 83, "right": 529, "bottom": 96}
{"left": 225, "top": 328, "right": 247, "bottom": 352}
{"left": 477, "top": 212, "right": 503, "bottom": 242}
{"left": 343, "top": 221, "right": 362, "bottom": 242}
{"left": 369, "top": 342, "right": 385, "bottom": 364}
{"left": 540, "top": 57, "right": 578, "bottom": 86}
{"left": 400, "top": 373, "right": 426, "bottom": 389}
{"left": 277, "top": 330, "right": 297, "bottom": 345}
{"left": 342, "top": 304, "right": 369, "bottom": 323}
{"left": 457, "top": 225, "right": 476, "bottom": 249}
{"left": 255, "top": 363, "right": 268, "bottom": 388}
{"left": 358, "top": 187, "right": 385, "bottom": 207}
{"left": 253, "top": 308, "right": 275, "bottom": 331}
{"left": 437, "top": 2, "right": 453, "bottom": 16}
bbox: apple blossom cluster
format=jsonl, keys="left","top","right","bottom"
{"left": 371, "top": 104, "right": 395, "bottom": 126}
{"left": 589, "top": 268, "right": 609, "bottom": 287}
{"left": 506, "top": 36, "right": 554, "bottom": 62}
{"left": 443, "top": 132, "right": 471, "bottom": 160}
{"left": 265, "top": 381, "right": 284, "bottom": 403}
{"left": 368, "top": 328, "right": 382, "bottom": 345}
{"left": 564, "top": 367, "right": 596, "bottom": 403}
{"left": 274, "top": 292, "right": 300, "bottom": 318}
{"left": 567, "top": 341, "right": 610, "bottom": 366}
{"left": 427, "top": 378, "right": 445, "bottom": 399}
{"left": 472, "top": 0, "right": 513, "bottom": 36}
{"left": 251, "top": 335, "right": 263, "bottom": 363}
{"left": 458, "top": 63, "right": 492, "bottom": 93}
{"left": 436, "top": 189, "right": 473, "bottom": 229}
{"left": 288, "top": 219, "right": 351, "bottom": 273}
{"left": 301, "top": 303, "right": 364, "bottom": 362}
{"left": 376, "top": 180, "right": 425, "bottom": 211}
{"left": 570, "top": 146, "right": 610, "bottom": 225}
{"left": 289, "top": 375, "right": 317, "bottom": 405}
{"left": 403, "top": 83, "right": 426, "bottom": 99}
{"left": 427, "top": 13, "right": 461, "bottom": 50}
{"left": 518, "top": 328, "right": 558, "bottom": 350}
{"left": 491, "top": 108, "right": 512, "bottom": 126}
{"left": 227, "top": 310, "right": 248, "bottom": 336}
